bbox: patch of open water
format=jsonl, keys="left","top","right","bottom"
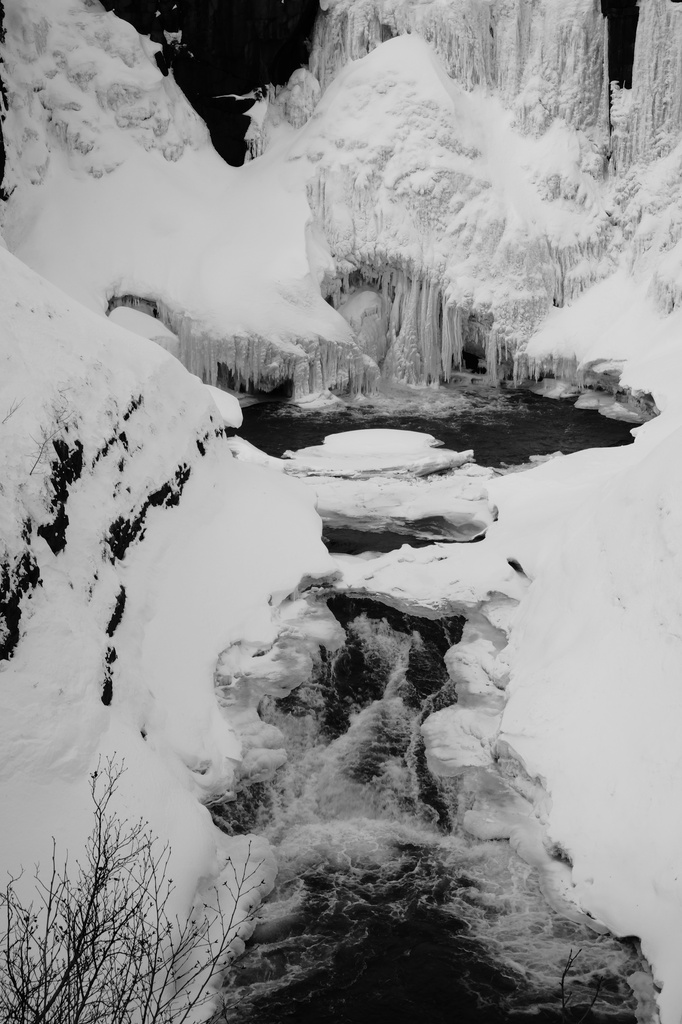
{"left": 234, "top": 381, "right": 635, "bottom": 467}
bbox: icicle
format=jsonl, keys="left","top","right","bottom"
{"left": 441, "top": 302, "right": 463, "bottom": 380}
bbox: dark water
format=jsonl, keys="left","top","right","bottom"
{"left": 219, "top": 600, "right": 642, "bottom": 1024}
{"left": 234, "top": 382, "right": 635, "bottom": 466}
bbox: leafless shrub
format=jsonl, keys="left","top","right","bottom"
{"left": 0, "top": 759, "right": 265, "bottom": 1024}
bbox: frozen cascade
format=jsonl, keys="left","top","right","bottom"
{"left": 296, "top": 31, "right": 616, "bottom": 388}
{"left": 330, "top": 264, "right": 507, "bottom": 382}
{"left": 609, "top": 0, "right": 682, "bottom": 173}
{"left": 310, "top": 0, "right": 608, "bottom": 138}
{"left": 107, "top": 295, "right": 378, "bottom": 398}
{"left": 216, "top": 592, "right": 645, "bottom": 1022}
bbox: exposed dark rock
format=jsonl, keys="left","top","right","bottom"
{"left": 102, "top": 646, "right": 116, "bottom": 705}
{"left": 99, "top": 0, "right": 319, "bottom": 165}
{"left": 106, "top": 586, "right": 127, "bottom": 637}
{"left": 106, "top": 462, "right": 191, "bottom": 561}
{"left": 0, "top": 551, "right": 42, "bottom": 661}
{"left": 36, "top": 439, "right": 84, "bottom": 555}
{"left": 122, "top": 394, "right": 144, "bottom": 422}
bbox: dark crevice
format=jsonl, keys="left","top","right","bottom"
{"left": 98, "top": 0, "right": 319, "bottom": 165}
{"left": 106, "top": 463, "right": 191, "bottom": 562}
{"left": 36, "top": 439, "right": 84, "bottom": 555}
{"left": 0, "top": 552, "right": 42, "bottom": 661}
{"left": 106, "top": 586, "right": 127, "bottom": 637}
{"left": 602, "top": 0, "right": 639, "bottom": 90}
{"left": 102, "top": 646, "right": 116, "bottom": 705}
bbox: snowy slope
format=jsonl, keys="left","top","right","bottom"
{"left": 482, "top": 314, "right": 682, "bottom": 1022}
{"left": 0, "top": 239, "right": 337, "bottom": 992}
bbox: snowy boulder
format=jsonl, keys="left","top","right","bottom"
{"left": 205, "top": 385, "right": 244, "bottom": 428}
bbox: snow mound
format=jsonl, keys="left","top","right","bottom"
{"left": 317, "top": 428, "right": 442, "bottom": 455}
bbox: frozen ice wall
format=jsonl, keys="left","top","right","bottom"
{"left": 290, "top": 24, "right": 612, "bottom": 382}
{"left": 312, "top": 0, "right": 608, "bottom": 137}
{"left": 611, "top": 0, "right": 682, "bottom": 172}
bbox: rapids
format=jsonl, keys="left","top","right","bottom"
{"left": 216, "top": 384, "right": 645, "bottom": 1022}
{"left": 216, "top": 600, "right": 642, "bottom": 1023}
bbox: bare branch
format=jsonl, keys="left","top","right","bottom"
{"left": 0, "top": 759, "right": 264, "bottom": 1024}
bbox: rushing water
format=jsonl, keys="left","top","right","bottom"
{"left": 234, "top": 381, "right": 635, "bottom": 466}
{"left": 217, "top": 383, "right": 643, "bottom": 1023}
{"left": 217, "top": 604, "right": 642, "bottom": 1023}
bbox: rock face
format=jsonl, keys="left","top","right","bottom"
{"left": 99, "top": 0, "right": 318, "bottom": 165}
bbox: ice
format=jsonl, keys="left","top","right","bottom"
{"left": 302, "top": 471, "right": 496, "bottom": 543}
{"left": 311, "top": 0, "right": 608, "bottom": 136}
{"left": 0, "top": 0, "right": 373, "bottom": 401}
{"left": 294, "top": 32, "right": 612, "bottom": 382}
{"left": 281, "top": 427, "right": 474, "bottom": 477}
{"left": 331, "top": 542, "right": 526, "bottom": 618}
{"left": 228, "top": 431, "right": 494, "bottom": 540}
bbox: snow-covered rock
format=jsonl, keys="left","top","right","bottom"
{"left": 0, "top": 240, "right": 334, "bottom": 974}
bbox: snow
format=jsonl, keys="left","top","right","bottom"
{"left": 0, "top": 240, "right": 335, "bottom": 995}
{"left": 205, "top": 386, "right": 244, "bottom": 428}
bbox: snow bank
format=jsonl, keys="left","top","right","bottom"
{"left": 0, "top": 241, "right": 335, "bottom": 988}
{"left": 481, "top": 297, "right": 682, "bottom": 1021}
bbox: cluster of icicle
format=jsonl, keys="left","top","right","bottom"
{"left": 329, "top": 265, "right": 521, "bottom": 384}
{"left": 108, "top": 296, "right": 377, "bottom": 398}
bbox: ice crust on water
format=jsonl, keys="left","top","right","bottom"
{"left": 282, "top": 427, "right": 473, "bottom": 477}
{"left": 229, "top": 428, "right": 495, "bottom": 541}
